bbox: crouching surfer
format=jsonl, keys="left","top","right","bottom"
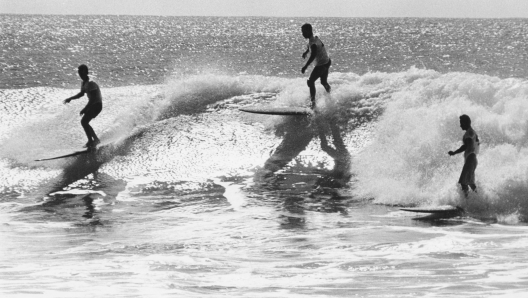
{"left": 64, "top": 64, "right": 102, "bottom": 148}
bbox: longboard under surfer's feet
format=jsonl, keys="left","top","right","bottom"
{"left": 84, "top": 139, "right": 101, "bottom": 149}
{"left": 35, "top": 139, "right": 108, "bottom": 161}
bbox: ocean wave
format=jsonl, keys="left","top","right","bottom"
{"left": 2, "top": 68, "right": 528, "bottom": 221}
{"left": 352, "top": 69, "right": 528, "bottom": 221}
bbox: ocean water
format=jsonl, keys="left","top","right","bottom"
{"left": 1, "top": 15, "right": 528, "bottom": 297}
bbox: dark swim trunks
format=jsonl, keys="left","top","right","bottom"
{"left": 458, "top": 153, "right": 477, "bottom": 185}
{"left": 308, "top": 59, "right": 332, "bottom": 84}
{"left": 84, "top": 102, "right": 102, "bottom": 119}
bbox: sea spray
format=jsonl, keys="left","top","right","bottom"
{"left": 3, "top": 69, "right": 528, "bottom": 222}
{"left": 353, "top": 70, "right": 528, "bottom": 221}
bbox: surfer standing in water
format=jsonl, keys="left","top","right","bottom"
{"left": 64, "top": 64, "right": 102, "bottom": 148}
{"left": 448, "top": 114, "right": 480, "bottom": 197}
{"left": 301, "top": 23, "right": 331, "bottom": 109}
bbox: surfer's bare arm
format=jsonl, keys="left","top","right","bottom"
{"left": 301, "top": 44, "right": 317, "bottom": 74}
{"left": 64, "top": 91, "right": 85, "bottom": 104}
{"left": 448, "top": 138, "right": 471, "bottom": 156}
{"left": 302, "top": 45, "right": 310, "bottom": 59}
{"left": 79, "top": 103, "right": 91, "bottom": 115}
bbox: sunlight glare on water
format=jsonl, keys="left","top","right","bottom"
{"left": 2, "top": 15, "right": 528, "bottom": 297}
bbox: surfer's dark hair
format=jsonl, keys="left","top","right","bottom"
{"left": 78, "top": 64, "right": 88, "bottom": 73}
{"left": 301, "top": 23, "right": 313, "bottom": 34}
{"left": 460, "top": 114, "right": 471, "bottom": 125}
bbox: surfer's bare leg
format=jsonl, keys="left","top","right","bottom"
{"left": 307, "top": 61, "right": 332, "bottom": 108}
{"left": 81, "top": 115, "right": 100, "bottom": 146}
{"left": 307, "top": 68, "right": 322, "bottom": 108}
{"left": 460, "top": 184, "right": 471, "bottom": 198}
{"left": 460, "top": 184, "right": 477, "bottom": 198}
{"left": 307, "top": 79, "right": 316, "bottom": 108}
{"left": 320, "top": 60, "right": 331, "bottom": 93}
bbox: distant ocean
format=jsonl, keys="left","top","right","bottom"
{"left": 2, "top": 15, "right": 528, "bottom": 89}
{"left": 1, "top": 14, "right": 528, "bottom": 297}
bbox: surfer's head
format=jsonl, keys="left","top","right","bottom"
{"left": 78, "top": 64, "right": 89, "bottom": 80}
{"left": 459, "top": 114, "right": 471, "bottom": 130}
{"left": 301, "top": 23, "right": 313, "bottom": 39}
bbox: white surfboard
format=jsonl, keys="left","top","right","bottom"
{"left": 239, "top": 106, "right": 313, "bottom": 116}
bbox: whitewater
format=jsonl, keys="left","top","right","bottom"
{"left": 1, "top": 15, "right": 528, "bottom": 297}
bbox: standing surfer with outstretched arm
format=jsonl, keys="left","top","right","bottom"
{"left": 64, "top": 64, "right": 103, "bottom": 148}
{"left": 301, "top": 23, "right": 331, "bottom": 109}
{"left": 448, "top": 114, "right": 480, "bottom": 197}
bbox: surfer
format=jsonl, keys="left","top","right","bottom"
{"left": 448, "top": 114, "right": 480, "bottom": 197}
{"left": 64, "top": 64, "right": 102, "bottom": 148}
{"left": 301, "top": 23, "right": 331, "bottom": 109}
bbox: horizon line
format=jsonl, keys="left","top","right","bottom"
{"left": 2, "top": 13, "right": 528, "bottom": 20}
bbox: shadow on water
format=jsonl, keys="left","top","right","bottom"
{"left": 249, "top": 113, "right": 357, "bottom": 230}
{"left": 277, "top": 193, "right": 355, "bottom": 230}
{"left": 18, "top": 135, "right": 140, "bottom": 220}
{"left": 258, "top": 113, "right": 352, "bottom": 189}
{"left": 280, "top": 196, "right": 307, "bottom": 230}
{"left": 20, "top": 170, "right": 127, "bottom": 225}
{"left": 44, "top": 136, "right": 134, "bottom": 195}
{"left": 315, "top": 117, "right": 353, "bottom": 188}
{"left": 261, "top": 116, "right": 314, "bottom": 175}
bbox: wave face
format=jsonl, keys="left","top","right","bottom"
{"left": 352, "top": 70, "right": 528, "bottom": 221}
{"left": 2, "top": 67, "right": 528, "bottom": 221}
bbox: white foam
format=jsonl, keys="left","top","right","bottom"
{"left": 352, "top": 70, "right": 528, "bottom": 219}
{"left": 3, "top": 70, "right": 528, "bottom": 221}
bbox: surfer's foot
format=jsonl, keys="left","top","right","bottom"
{"left": 310, "top": 100, "right": 316, "bottom": 109}
{"left": 324, "top": 84, "right": 331, "bottom": 93}
{"left": 83, "top": 139, "right": 100, "bottom": 148}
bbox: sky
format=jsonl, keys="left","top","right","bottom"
{"left": 2, "top": 0, "right": 528, "bottom": 18}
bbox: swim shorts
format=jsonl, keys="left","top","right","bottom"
{"left": 84, "top": 102, "right": 102, "bottom": 119}
{"left": 308, "top": 59, "right": 332, "bottom": 84}
{"left": 458, "top": 153, "right": 477, "bottom": 185}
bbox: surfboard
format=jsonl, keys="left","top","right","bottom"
{"left": 239, "top": 106, "right": 313, "bottom": 116}
{"left": 400, "top": 205, "right": 464, "bottom": 219}
{"left": 35, "top": 147, "right": 97, "bottom": 161}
